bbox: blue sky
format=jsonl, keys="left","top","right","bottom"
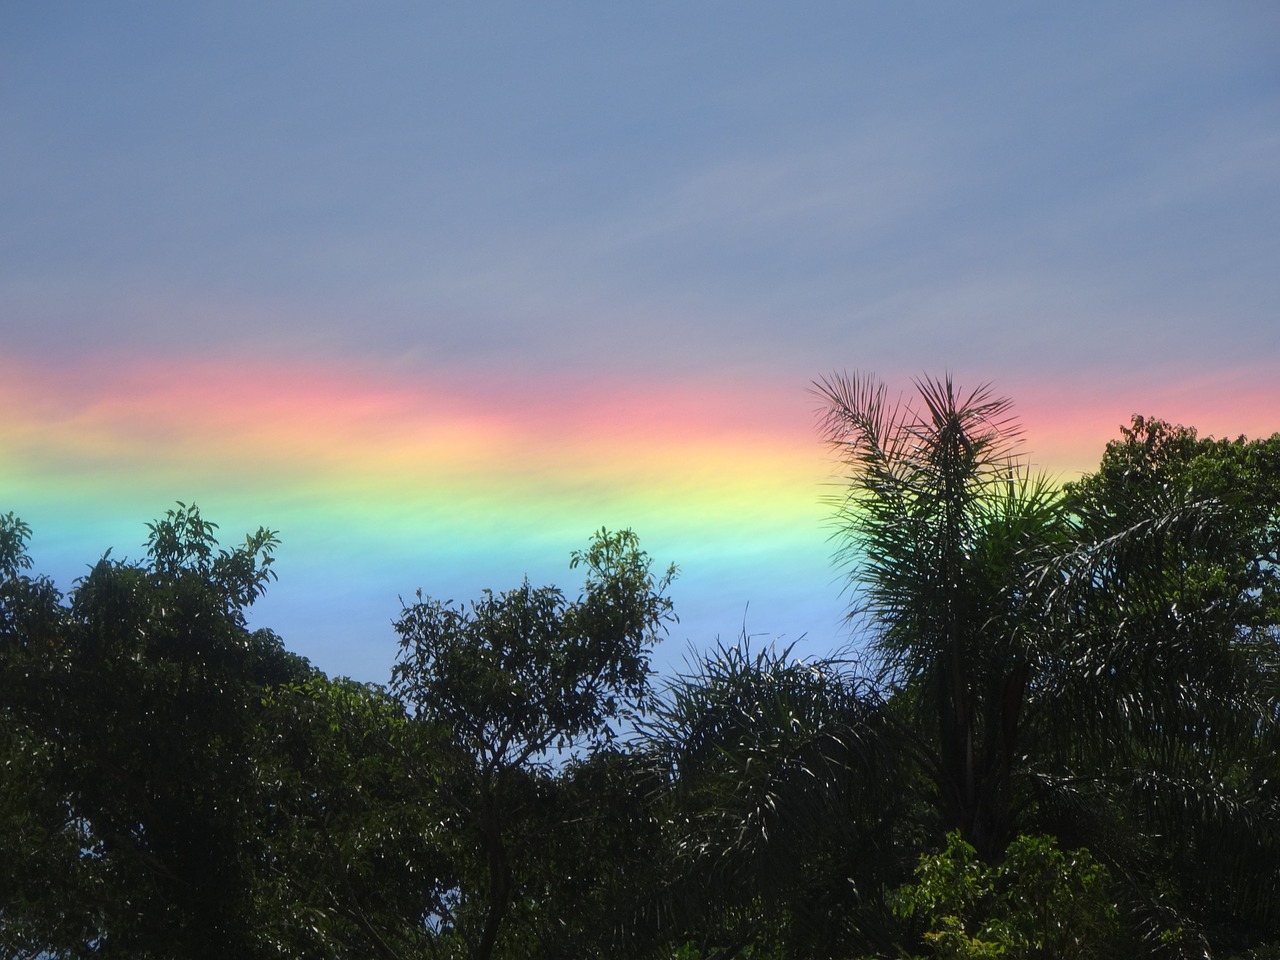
{"left": 7, "top": 3, "right": 1277, "bottom": 376}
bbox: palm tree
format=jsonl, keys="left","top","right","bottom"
{"left": 814, "top": 374, "right": 1280, "bottom": 955}
{"left": 815, "top": 371, "right": 1067, "bottom": 862}
{"left": 641, "top": 640, "right": 911, "bottom": 958}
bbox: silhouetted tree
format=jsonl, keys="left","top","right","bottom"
{"left": 0, "top": 504, "right": 309, "bottom": 958}
{"left": 390, "top": 528, "right": 677, "bottom": 960}
{"left": 814, "top": 374, "right": 1280, "bottom": 956}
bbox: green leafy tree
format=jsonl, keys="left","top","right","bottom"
{"left": 390, "top": 528, "right": 677, "bottom": 960}
{"left": 1046, "top": 418, "right": 1280, "bottom": 954}
{"left": 253, "top": 674, "right": 455, "bottom": 959}
{"left": 815, "top": 375, "right": 1280, "bottom": 956}
{"left": 887, "top": 832, "right": 1123, "bottom": 959}
{"left": 0, "top": 511, "right": 95, "bottom": 958}
{"left": 0, "top": 504, "right": 309, "bottom": 958}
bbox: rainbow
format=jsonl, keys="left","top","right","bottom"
{"left": 4, "top": 350, "right": 1276, "bottom": 681}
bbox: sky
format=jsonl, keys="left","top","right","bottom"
{"left": 3, "top": 2, "right": 1279, "bottom": 684}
